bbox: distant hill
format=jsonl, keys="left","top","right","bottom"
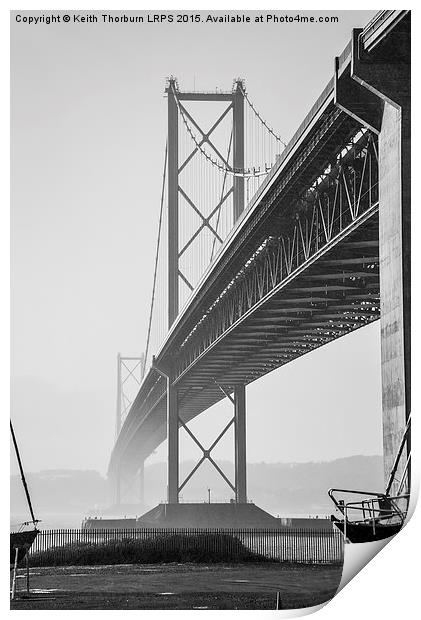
{"left": 247, "top": 456, "right": 384, "bottom": 515}
{"left": 11, "top": 455, "right": 383, "bottom": 527}
{"left": 144, "top": 455, "right": 384, "bottom": 516}
{"left": 10, "top": 469, "right": 109, "bottom": 528}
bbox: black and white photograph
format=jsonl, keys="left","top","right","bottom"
{"left": 9, "top": 6, "right": 411, "bottom": 613}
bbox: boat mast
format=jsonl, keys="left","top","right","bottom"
{"left": 10, "top": 421, "right": 37, "bottom": 527}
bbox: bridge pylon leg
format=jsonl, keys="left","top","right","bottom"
{"left": 167, "top": 79, "right": 179, "bottom": 328}
{"left": 233, "top": 80, "right": 245, "bottom": 221}
{"left": 234, "top": 384, "right": 247, "bottom": 503}
{"left": 167, "top": 380, "right": 179, "bottom": 504}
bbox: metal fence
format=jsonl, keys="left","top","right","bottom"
{"left": 28, "top": 528, "right": 343, "bottom": 566}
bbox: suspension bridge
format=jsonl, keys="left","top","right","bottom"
{"left": 108, "top": 10, "right": 410, "bottom": 523}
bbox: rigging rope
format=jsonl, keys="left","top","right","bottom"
{"left": 144, "top": 142, "right": 167, "bottom": 370}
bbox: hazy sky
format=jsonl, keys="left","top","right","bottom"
{"left": 10, "top": 9, "right": 381, "bottom": 479}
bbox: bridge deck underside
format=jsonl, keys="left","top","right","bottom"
{"left": 122, "top": 211, "right": 379, "bottom": 470}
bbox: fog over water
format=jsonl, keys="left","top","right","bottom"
{"left": 11, "top": 455, "right": 383, "bottom": 529}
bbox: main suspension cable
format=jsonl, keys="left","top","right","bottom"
{"left": 238, "top": 82, "right": 287, "bottom": 147}
{"left": 211, "top": 130, "right": 233, "bottom": 261}
{"left": 144, "top": 142, "right": 167, "bottom": 369}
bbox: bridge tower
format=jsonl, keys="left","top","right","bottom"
{"left": 164, "top": 78, "right": 247, "bottom": 504}
{"left": 166, "top": 77, "right": 245, "bottom": 328}
{"left": 113, "top": 353, "right": 145, "bottom": 505}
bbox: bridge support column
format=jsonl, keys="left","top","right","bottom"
{"left": 233, "top": 80, "right": 245, "bottom": 221}
{"left": 167, "top": 380, "right": 179, "bottom": 504}
{"left": 378, "top": 101, "right": 410, "bottom": 494}
{"left": 167, "top": 78, "right": 179, "bottom": 328}
{"left": 335, "top": 21, "right": 410, "bottom": 493}
{"left": 234, "top": 384, "right": 247, "bottom": 503}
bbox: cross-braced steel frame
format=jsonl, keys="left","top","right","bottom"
{"left": 166, "top": 77, "right": 245, "bottom": 328}
{"left": 153, "top": 358, "right": 247, "bottom": 504}
{"left": 178, "top": 382, "right": 246, "bottom": 502}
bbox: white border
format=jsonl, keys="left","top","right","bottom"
{"left": 3, "top": 2, "right": 419, "bottom": 619}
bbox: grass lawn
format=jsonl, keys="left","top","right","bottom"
{"left": 11, "top": 562, "right": 342, "bottom": 610}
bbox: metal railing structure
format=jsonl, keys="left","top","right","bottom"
{"left": 27, "top": 527, "right": 343, "bottom": 566}
{"left": 328, "top": 489, "right": 409, "bottom": 538}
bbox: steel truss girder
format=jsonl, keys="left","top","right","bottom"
{"left": 177, "top": 274, "right": 378, "bottom": 379}
{"left": 177, "top": 248, "right": 380, "bottom": 386}
{"left": 302, "top": 271, "right": 378, "bottom": 280}
{"left": 175, "top": 131, "right": 379, "bottom": 379}
{"left": 320, "top": 256, "right": 379, "bottom": 266}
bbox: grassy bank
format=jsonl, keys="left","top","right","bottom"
{"left": 29, "top": 533, "right": 269, "bottom": 566}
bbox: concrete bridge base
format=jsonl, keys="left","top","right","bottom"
{"left": 136, "top": 503, "right": 282, "bottom": 529}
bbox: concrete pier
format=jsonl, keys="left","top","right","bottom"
{"left": 234, "top": 385, "right": 247, "bottom": 503}
{"left": 379, "top": 100, "right": 410, "bottom": 492}
{"left": 167, "top": 380, "right": 179, "bottom": 504}
{"left": 334, "top": 19, "right": 410, "bottom": 492}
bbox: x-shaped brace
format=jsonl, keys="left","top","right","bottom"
{"left": 177, "top": 184, "right": 232, "bottom": 292}
{"left": 178, "top": 186, "right": 232, "bottom": 257}
{"left": 178, "top": 414, "right": 235, "bottom": 493}
{"left": 121, "top": 359, "right": 142, "bottom": 387}
{"left": 178, "top": 102, "right": 233, "bottom": 173}
{"left": 120, "top": 359, "right": 142, "bottom": 418}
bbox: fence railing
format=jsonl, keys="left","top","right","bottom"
{"left": 28, "top": 528, "right": 344, "bottom": 566}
